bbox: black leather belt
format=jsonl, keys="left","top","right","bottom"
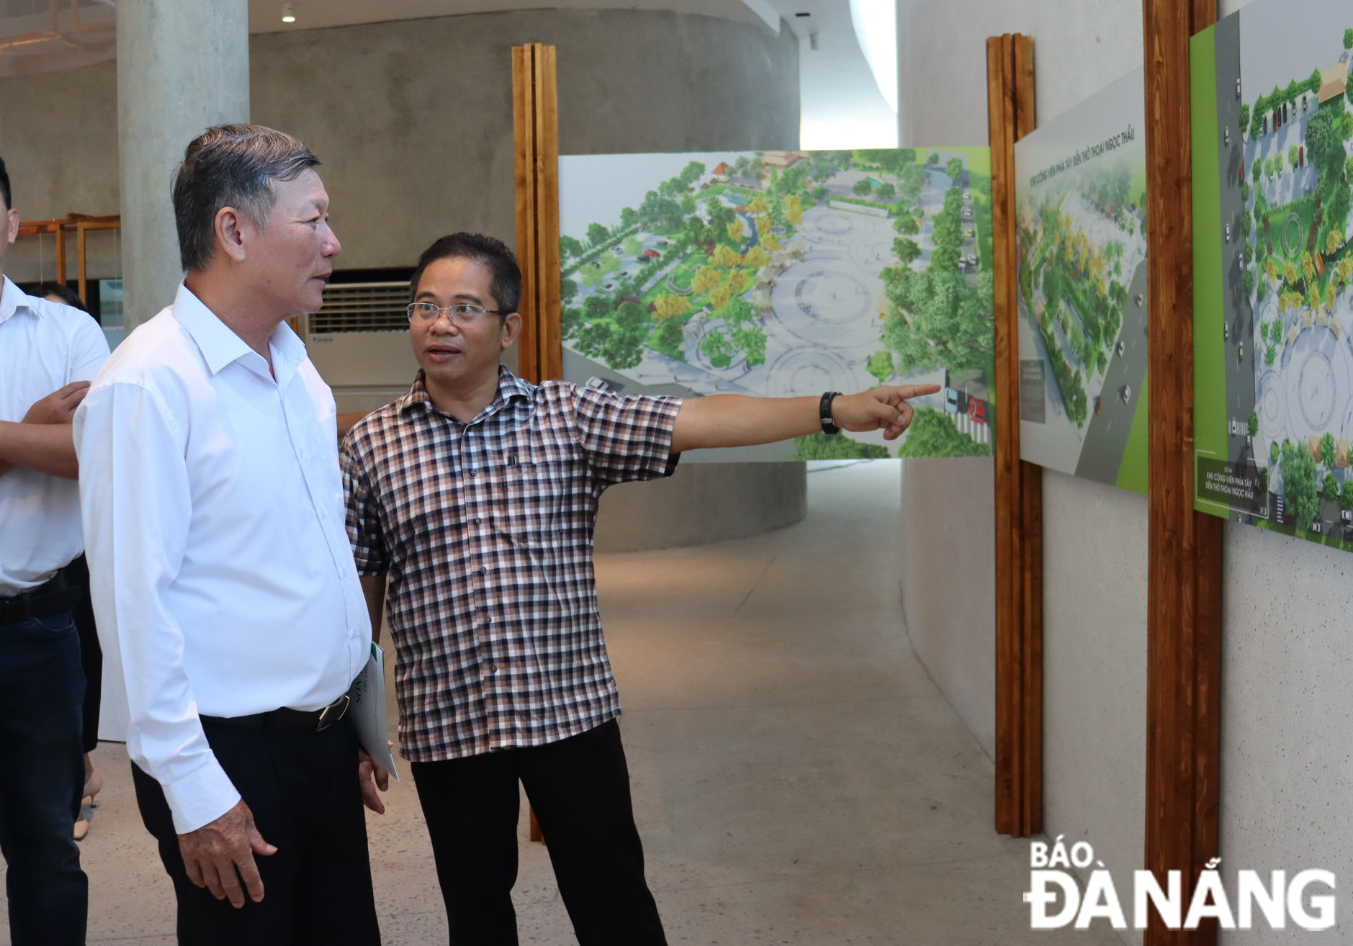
{"left": 0, "top": 573, "right": 78, "bottom": 625}
{"left": 201, "top": 693, "right": 352, "bottom": 732}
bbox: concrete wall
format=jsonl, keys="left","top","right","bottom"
{"left": 597, "top": 462, "right": 807, "bottom": 552}
{"left": 0, "top": 60, "right": 121, "bottom": 282}
{"left": 897, "top": 3, "right": 1146, "bottom": 939}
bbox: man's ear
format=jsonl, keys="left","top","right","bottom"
{"left": 500, "top": 312, "right": 523, "bottom": 349}
{"left": 5, "top": 209, "right": 18, "bottom": 246}
{"left": 214, "top": 206, "right": 248, "bottom": 263}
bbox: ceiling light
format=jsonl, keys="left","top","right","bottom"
{"left": 281, "top": 2, "right": 296, "bottom": 23}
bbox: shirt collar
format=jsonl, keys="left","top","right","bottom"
{"left": 401, "top": 364, "right": 533, "bottom": 423}
{"left": 171, "top": 283, "right": 308, "bottom": 384}
{"left": 0, "top": 275, "right": 32, "bottom": 328}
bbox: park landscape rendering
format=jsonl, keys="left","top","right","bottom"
{"left": 558, "top": 148, "right": 995, "bottom": 460}
{"left": 1013, "top": 66, "right": 1151, "bottom": 493}
{"left": 1197, "top": 6, "right": 1353, "bottom": 549}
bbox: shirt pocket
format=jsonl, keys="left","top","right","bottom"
{"left": 489, "top": 451, "right": 582, "bottom": 543}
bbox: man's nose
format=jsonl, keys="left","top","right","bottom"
{"left": 324, "top": 225, "right": 342, "bottom": 257}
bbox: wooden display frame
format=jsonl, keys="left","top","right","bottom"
{"left": 15, "top": 213, "right": 121, "bottom": 307}
{"left": 987, "top": 32, "right": 1042, "bottom": 839}
{"left": 1142, "top": 1, "right": 1222, "bottom": 943}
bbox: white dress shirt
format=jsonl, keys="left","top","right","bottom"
{"left": 74, "top": 284, "right": 370, "bottom": 833}
{"left": 0, "top": 275, "right": 110, "bottom": 596}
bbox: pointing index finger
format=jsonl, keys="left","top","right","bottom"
{"left": 892, "top": 383, "right": 942, "bottom": 399}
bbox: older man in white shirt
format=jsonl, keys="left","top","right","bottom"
{"left": 0, "top": 154, "right": 108, "bottom": 946}
{"left": 75, "top": 125, "right": 384, "bottom": 946}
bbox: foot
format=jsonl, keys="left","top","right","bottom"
{"left": 74, "top": 814, "right": 89, "bottom": 841}
{"left": 82, "top": 768, "right": 103, "bottom": 808}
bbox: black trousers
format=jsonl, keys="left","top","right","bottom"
{"left": 412, "top": 719, "right": 667, "bottom": 946}
{"left": 61, "top": 555, "right": 101, "bottom": 754}
{"left": 133, "top": 717, "right": 380, "bottom": 946}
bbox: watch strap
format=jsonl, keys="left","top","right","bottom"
{"left": 819, "top": 391, "right": 842, "bottom": 435}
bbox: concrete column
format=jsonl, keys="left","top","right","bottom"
{"left": 116, "top": 0, "right": 249, "bottom": 331}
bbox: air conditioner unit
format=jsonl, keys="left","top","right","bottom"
{"left": 298, "top": 281, "right": 418, "bottom": 413}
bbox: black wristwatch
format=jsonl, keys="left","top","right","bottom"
{"left": 819, "top": 391, "right": 842, "bottom": 435}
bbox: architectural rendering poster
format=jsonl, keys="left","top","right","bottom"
{"left": 558, "top": 148, "right": 994, "bottom": 461}
{"left": 1014, "top": 67, "right": 1150, "bottom": 493}
{"left": 1192, "top": 0, "right": 1353, "bottom": 548}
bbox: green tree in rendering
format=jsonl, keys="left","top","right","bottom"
{"left": 560, "top": 235, "right": 585, "bottom": 261}
{"left": 1270, "top": 440, "right": 1280, "bottom": 463}
{"left": 699, "top": 328, "right": 734, "bottom": 369}
{"left": 1344, "top": 27, "right": 1353, "bottom": 50}
{"left": 794, "top": 433, "right": 890, "bottom": 460}
{"left": 946, "top": 157, "right": 964, "bottom": 183}
{"left": 1248, "top": 411, "right": 1259, "bottom": 439}
{"left": 882, "top": 268, "right": 994, "bottom": 378}
{"left": 895, "top": 214, "right": 920, "bottom": 235}
{"left": 1324, "top": 473, "right": 1340, "bottom": 500}
{"left": 587, "top": 222, "right": 610, "bottom": 247}
{"left": 1341, "top": 478, "right": 1353, "bottom": 510}
{"left": 732, "top": 325, "right": 767, "bottom": 367}
{"left": 866, "top": 350, "right": 895, "bottom": 384}
{"left": 1321, "top": 432, "right": 1337, "bottom": 472}
{"left": 893, "top": 237, "right": 922, "bottom": 265}
{"left": 1281, "top": 440, "right": 1319, "bottom": 528}
{"left": 721, "top": 296, "right": 756, "bottom": 330}
{"left": 1306, "top": 108, "right": 1342, "bottom": 175}
{"left": 895, "top": 407, "right": 988, "bottom": 458}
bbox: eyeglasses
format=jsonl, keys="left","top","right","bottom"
{"left": 406, "top": 301, "right": 505, "bottom": 326}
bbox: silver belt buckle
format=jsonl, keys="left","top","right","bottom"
{"left": 316, "top": 694, "right": 351, "bottom": 731}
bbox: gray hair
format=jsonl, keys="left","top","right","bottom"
{"left": 172, "top": 124, "right": 320, "bottom": 272}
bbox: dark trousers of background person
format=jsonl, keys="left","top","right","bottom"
{"left": 61, "top": 555, "right": 102, "bottom": 755}
{"left": 0, "top": 606, "right": 89, "bottom": 946}
{"left": 132, "top": 716, "right": 381, "bottom": 946}
{"left": 411, "top": 719, "right": 667, "bottom": 946}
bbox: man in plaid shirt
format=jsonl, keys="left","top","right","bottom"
{"left": 340, "top": 232, "right": 936, "bottom": 945}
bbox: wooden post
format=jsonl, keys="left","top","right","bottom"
{"left": 987, "top": 32, "right": 1042, "bottom": 839}
{"left": 512, "top": 44, "right": 561, "bottom": 843}
{"left": 1142, "top": 1, "right": 1222, "bottom": 943}
{"left": 512, "top": 43, "right": 562, "bottom": 384}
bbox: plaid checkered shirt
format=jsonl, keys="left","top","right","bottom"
{"left": 341, "top": 367, "right": 682, "bottom": 761}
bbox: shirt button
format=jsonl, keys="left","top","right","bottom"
{"left": 474, "top": 517, "right": 482, "bottom": 525}
{"left": 479, "top": 566, "right": 488, "bottom": 575}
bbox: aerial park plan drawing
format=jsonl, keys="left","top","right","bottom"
{"left": 1193, "top": 0, "right": 1353, "bottom": 548}
{"left": 1014, "top": 68, "right": 1150, "bottom": 493}
{"left": 558, "top": 148, "right": 993, "bottom": 460}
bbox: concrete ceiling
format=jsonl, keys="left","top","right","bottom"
{"left": 0, "top": 0, "right": 896, "bottom": 145}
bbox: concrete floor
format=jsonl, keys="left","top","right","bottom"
{"left": 2, "top": 460, "right": 1121, "bottom": 944}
